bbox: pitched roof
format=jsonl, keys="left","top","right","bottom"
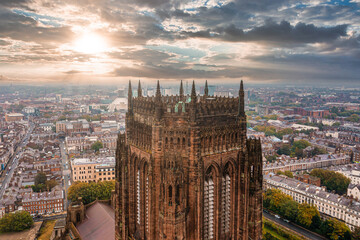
{"left": 77, "top": 202, "right": 115, "bottom": 240}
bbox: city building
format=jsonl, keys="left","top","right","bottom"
{"left": 263, "top": 153, "right": 350, "bottom": 174}
{"left": 56, "top": 119, "right": 90, "bottom": 135}
{"left": 71, "top": 157, "right": 115, "bottom": 183}
{"left": 5, "top": 113, "right": 24, "bottom": 122}
{"left": 115, "top": 81, "right": 263, "bottom": 240}
{"left": 22, "top": 187, "right": 64, "bottom": 215}
{"left": 295, "top": 174, "right": 321, "bottom": 186}
{"left": 348, "top": 184, "right": 360, "bottom": 200}
{"left": 265, "top": 174, "right": 360, "bottom": 231}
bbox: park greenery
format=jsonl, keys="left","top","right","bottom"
{"left": 327, "top": 107, "right": 360, "bottom": 122}
{"left": 263, "top": 189, "right": 351, "bottom": 239}
{"left": 276, "top": 140, "right": 326, "bottom": 159}
{"left": 276, "top": 170, "right": 294, "bottom": 178}
{"left": 31, "top": 172, "right": 57, "bottom": 192}
{"left": 0, "top": 211, "right": 33, "bottom": 233}
{"left": 310, "top": 169, "right": 351, "bottom": 195}
{"left": 253, "top": 125, "right": 294, "bottom": 140}
{"left": 68, "top": 180, "right": 115, "bottom": 205}
{"left": 263, "top": 218, "right": 305, "bottom": 240}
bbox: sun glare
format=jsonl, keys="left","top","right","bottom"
{"left": 73, "top": 33, "right": 107, "bottom": 54}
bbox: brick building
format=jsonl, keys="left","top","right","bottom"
{"left": 5, "top": 113, "right": 24, "bottom": 122}
{"left": 115, "top": 81, "right": 263, "bottom": 240}
{"left": 22, "top": 187, "right": 64, "bottom": 215}
{"left": 295, "top": 174, "right": 321, "bottom": 186}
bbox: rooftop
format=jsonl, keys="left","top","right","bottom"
{"left": 77, "top": 202, "right": 115, "bottom": 240}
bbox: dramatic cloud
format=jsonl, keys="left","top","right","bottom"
{"left": 0, "top": 0, "right": 359, "bottom": 84}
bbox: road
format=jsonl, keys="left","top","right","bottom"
{"left": 60, "top": 141, "right": 71, "bottom": 208}
{"left": 263, "top": 211, "right": 326, "bottom": 240}
{"left": 0, "top": 123, "right": 34, "bottom": 198}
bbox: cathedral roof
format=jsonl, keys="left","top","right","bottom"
{"left": 77, "top": 202, "right": 115, "bottom": 240}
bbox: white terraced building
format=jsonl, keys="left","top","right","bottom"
{"left": 264, "top": 174, "right": 360, "bottom": 231}
{"left": 263, "top": 153, "right": 350, "bottom": 175}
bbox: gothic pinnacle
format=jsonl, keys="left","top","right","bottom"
{"left": 204, "top": 80, "right": 209, "bottom": 97}
{"left": 180, "top": 80, "right": 184, "bottom": 99}
{"left": 191, "top": 80, "right": 196, "bottom": 102}
{"left": 138, "top": 80, "right": 142, "bottom": 97}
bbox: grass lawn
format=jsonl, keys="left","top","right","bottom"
{"left": 264, "top": 226, "right": 288, "bottom": 240}
{"left": 263, "top": 218, "right": 306, "bottom": 240}
{"left": 38, "top": 220, "right": 56, "bottom": 240}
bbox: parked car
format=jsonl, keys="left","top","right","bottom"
{"left": 284, "top": 219, "right": 290, "bottom": 223}
{"left": 275, "top": 215, "right": 280, "bottom": 219}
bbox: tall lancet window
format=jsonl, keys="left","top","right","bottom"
{"left": 145, "top": 174, "right": 149, "bottom": 232}
{"left": 136, "top": 169, "right": 141, "bottom": 225}
{"left": 204, "top": 170, "right": 215, "bottom": 240}
{"left": 221, "top": 167, "right": 231, "bottom": 234}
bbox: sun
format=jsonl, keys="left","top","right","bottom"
{"left": 73, "top": 33, "right": 107, "bottom": 54}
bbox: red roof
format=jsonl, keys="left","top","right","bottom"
{"left": 77, "top": 202, "right": 115, "bottom": 240}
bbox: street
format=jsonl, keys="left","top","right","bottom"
{"left": 263, "top": 211, "right": 326, "bottom": 240}
{"left": 0, "top": 123, "right": 34, "bottom": 199}
{"left": 60, "top": 141, "right": 71, "bottom": 208}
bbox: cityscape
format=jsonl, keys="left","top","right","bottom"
{"left": 0, "top": 0, "right": 360, "bottom": 239}
{"left": 0, "top": 83, "right": 359, "bottom": 239}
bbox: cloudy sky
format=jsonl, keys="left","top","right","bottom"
{"left": 0, "top": 0, "right": 359, "bottom": 85}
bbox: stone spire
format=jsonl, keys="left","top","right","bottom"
{"left": 191, "top": 80, "right": 197, "bottom": 102}
{"left": 238, "top": 80, "right": 245, "bottom": 116}
{"left": 204, "top": 80, "right": 209, "bottom": 97}
{"left": 138, "top": 80, "right": 142, "bottom": 97}
{"left": 179, "top": 80, "right": 184, "bottom": 99}
{"left": 128, "top": 80, "right": 133, "bottom": 113}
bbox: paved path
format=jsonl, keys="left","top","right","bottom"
{"left": 264, "top": 211, "right": 326, "bottom": 240}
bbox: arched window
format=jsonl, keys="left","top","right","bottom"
{"left": 221, "top": 166, "right": 231, "bottom": 234}
{"left": 182, "top": 137, "right": 186, "bottom": 148}
{"left": 204, "top": 169, "right": 215, "bottom": 240}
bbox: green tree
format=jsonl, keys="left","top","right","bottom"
{"left": 277, "top": 144, "right": 291, "bottom": 155}
{"left": 332, "top": 122, "right": 341, "bottom": 127}
{"left": 35, "top": 172, "right": 47, "bottom": 186}
{"left": 91, "top": 141, "right": 103, "bottom": 152}
{"left": 68, "top": 181, "right": 115, "bottom": 205}
{"left": 310, "top": 169, "right": 350, "bottom": 195}
{"left": 297, "top": 203, "right": 319, "bottom": 228}
{"left": 310, "top": 214, "right": 322, "bottom": 230}
{"left": 266, "top": 155, "right": 277, "bottom": 163}
{"left": 321, "top": 218, "right": 351, "bottom": 240}
{"left": 346, "top": 114, "right": 360, "bottom": 123}
{"left": 279, "top": 200, "right": 298, "bottom": 222}
{"left": 284, "top": 171, "right": 294, "bottom": 178}
{"left": 0, "top": 211, "right": 33, "bottom": 232}
{"left": 292, "top": 140, "right": 311, "bottom": 150}
{"left": 352, "top": 226, "right": 360, "bottom": 240}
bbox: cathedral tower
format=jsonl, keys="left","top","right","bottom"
{"left": 115, "top": 81, "right": 263, "bottom": 240}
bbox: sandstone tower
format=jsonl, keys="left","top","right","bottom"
{"left": 115, "top": 80, "right": 263, "bottom": 240}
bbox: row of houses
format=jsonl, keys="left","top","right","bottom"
{"left": 264, "top": 174, "right": 360, "bottom": 231}
{"left": 263, "top": 153, "right": 350, "bottom": 174}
